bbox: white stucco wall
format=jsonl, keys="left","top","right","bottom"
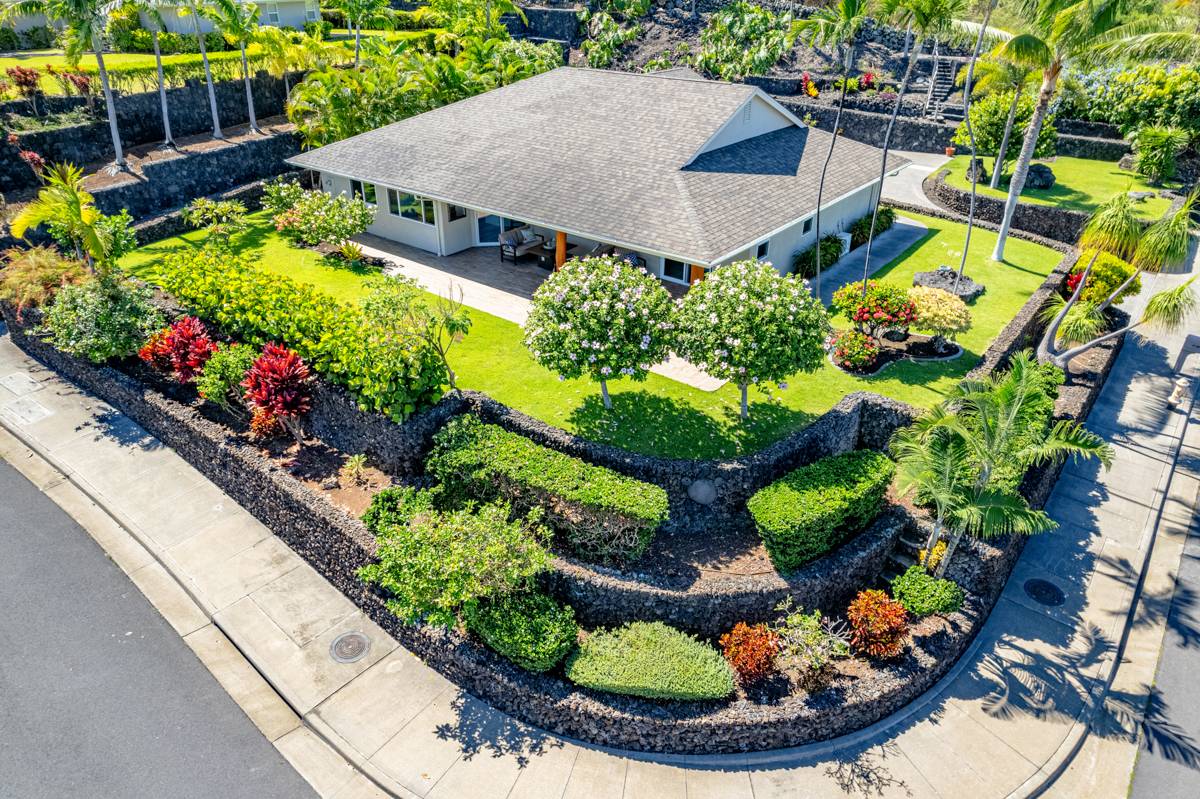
{"left": 440, "top": 204, "right": 475, "bottom": 254}
{"left": 4, "top": 13, "right": 53, "bottom": 34}
{"left": 323, "top": 172, "right": 443, "bottom": 255}
{"left": 697, "top": 95, "right": 793, "bottom": 156}
{"left": 748, "top": 181, "right": 880, "bottom": 276}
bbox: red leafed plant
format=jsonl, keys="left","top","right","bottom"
{"left": 1065, "top": 270, "right": 1084, "bottom": 296}
{"left": 18, "top": 149, "right": 45, "bottom": 177}
{"left": 248, "top": 407, "right": 281, "bottom": 440}
{"left": 719, "top": 622, "right": 780, "bottom": 684}
{"left": 847, "top": 590, "right": 909, "bottom": 659}
{"left": 241, "top": 343, "right": 312, "bottom": 446}
{"left": 138, "top": 316, "right": 217, "bottom": 383}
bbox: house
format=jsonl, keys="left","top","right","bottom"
{"left": 144, "top": 0, "right": 320, "bottom": 34}
{"left": 286, "top": 66, "right": 907, "bottom": 287}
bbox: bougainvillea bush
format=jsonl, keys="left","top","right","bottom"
{"left": 241, "top": 343, "right": 313, "bottom": 445}
{"left": 908, "top": 286, "right": 971, "bottom": 353}
{"left": 719, "top": 622, "right": 780, "bottom": 685}
{"left": 272, "top": 188, "right": 375, "bottom": 247}
{"left": 138, "top": 315, "right": 218, "bottom": 383}
{"left": 846, "top": 589, "right": 909, "bottom": 659}
{"left": 828, "top": 329, "right": 880, "bottom": 372}
{"left": 831, "top": 280, "right": 916, "bottom": 338}
{"left": 523, "top": 255, "right": 674, "bottom": 409}
{"left": 675, "top": 259, "right": 828, "bottom": 419}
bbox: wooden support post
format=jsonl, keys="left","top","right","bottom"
{"left": 555, "top": 231, "right": 567, "bottom": 270}
{"left": 689, "top": 264, "right": 706, "bottom": 284}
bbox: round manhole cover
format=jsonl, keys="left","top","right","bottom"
{"left": 330, "top": 632, "right": 370, "bottom": 664}
{"left": 1024, "top": 578, "right": 1065, "bottom": 607}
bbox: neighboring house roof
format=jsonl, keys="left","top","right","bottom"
{"left": 287, "top": 67, "right": 907, "bottom": 266}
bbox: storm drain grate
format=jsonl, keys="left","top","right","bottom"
{"left": 1023, "top": 578, "right": 1065, "bottom": 607}
{"left": 330, "top": 632, "right": 370, "bottom": 664}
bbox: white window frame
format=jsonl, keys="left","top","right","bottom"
{"left": 304, "top": 0, "right": 319, "bottom": 22}
{"left": 263, "top": 1, "right": 280, "bottom": 24}
{"left": 350, "top": 179, "right": 376, "bottom": 205}
{"left": 387, "top": 189, "right": 436, "bottom": 226}
{"left": 661, "top": 257, "right": 689, "bottom": 284}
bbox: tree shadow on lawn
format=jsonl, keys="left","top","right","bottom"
{"left": 566, "top": 390, "right": 816, "bottom": 460}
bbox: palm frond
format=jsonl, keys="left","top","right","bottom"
{"left": 1025, "top": 420, "right": 1115, "bottom": 469}
{"left": 955, "top": 488, "right": 1057, "bottom": 538}
{"left": 1079, "top": 191, "right": 1141, "bottom": 260}
{"left": 1132, "top": 192, "right": 1198, "bottom": 273}
{"left": 991, "top": 32, "right": 1053, "bottom": 69}
{"left": 1142, "top": 276, "right": 1198, "bottom": 332}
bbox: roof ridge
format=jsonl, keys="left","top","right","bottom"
{"left": 561, "top": 65, "right": 749, "bottom": 90}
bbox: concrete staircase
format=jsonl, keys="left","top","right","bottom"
{"left": 924, "top": 57, "right": 961, "bottom": 122}
{"left": 879, "top": 520, "right": 931, "bottom": 584}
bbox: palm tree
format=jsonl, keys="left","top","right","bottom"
{"left": 255, "top": 24, "right": 297, "bottom": 97}
{"left": 203, "top": 0, "right": 262, "bottom": 134}
{"left": 3, "top": 0, "right": 127, "bottom": 170}
{"left": 959, "top": 55, "right": 1037, "bottom": 189}
{"left": 796, "top": 0, "right": 869, "bottom": 299}
{"left": 10, "top": 163, "right": 109, "bottom": 270}
{"left": 333, "top": 0, "right": 392, "bottom": 66}
{"left": 859, "top": 0, "right": 969, "bottom": 297}
{"left": 177, "top": 0, "right": 224, "bottom": 139}
{"left": 134, "top": 1, "right": 175, "bottom": 148}
{"left": 1090, "top": 0, "right": 1200, "bottom": 62}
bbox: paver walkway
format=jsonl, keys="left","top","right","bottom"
{"left": 0, "top": 253, "right": 1196, "bottom": 797}
{"left": 815, "top": 216, "right": 929, "bottom": 306}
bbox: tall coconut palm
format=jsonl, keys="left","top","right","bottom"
{"left": 333, "top": 0, "right": 392, "bottom": 66}
{"left": 10, "top": 163, "right": 109, "bottom": 269}
{"left": 134, "top": 1, "right": 175, "bottom": 147}
{"left": 177, "top": 0, "right": 224, "bottom": 139}
{"left": 3, "top": 0, "right": 126, "bottom": 170}
{"left": 959, "top": 55, "right": 1037, "bottom": 189}
{"left": 203, "top": 0, "right": 262, "bottom": 134}
{"left": 1090, "top": 0, "right": 1200, "bottom": 62}
{"left": 796, "top": 0, "right": 869, "bottom": 299}
{"left": 859, "top": 0, "right": 970, "bottom": 297}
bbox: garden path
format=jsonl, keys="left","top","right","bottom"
{"left": 880, "top": 150, "right": 949, "bottom": 212}
{"left": 0, "top": 254, "right": 1197, "bottom": 798}
{"left": 815, "top": 215, "right": 930, "bottom": 306}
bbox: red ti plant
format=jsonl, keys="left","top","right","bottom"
{"left": 18, "top": 148, "right": 46, "bottom": 179}
{"left": 138, "top": 316, "right": 217, "bottom": 384}
{"left": 6, "top": 66, "right": 42, "bottom": 115}
{"left": 241, "top": 343, "right": 313, "bottom": 446}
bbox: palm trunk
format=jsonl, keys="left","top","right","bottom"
{"left": 739, "top": 382, "right": 749, "bottom": 419}
{"left": 990, "top": 89, "right": 1020, "bottom": 190}
{"left": 1037, "top": 250, "right": 1098, "bottom": 364}
{"left": 92, "top": 44, "right": 125, "bottom": 168}
{"left": 152, "top": 30, "right": 174, "bottom": 147}
{"left": 354, "top": 22, "right": 362, "bottom": 66}
{"left": 193, "top": 13, "right": 224, "bottom": 139}
{"left": 859, "top": 42, "right": 922, "bottom": 297}
{"left": 240, "top": 44, "right": 260, "bottom": 133}
{"left": 953, "top": 1, "right": 995, "bottom": 291}
{"left": 1050, "top": 321, "right": 1140, "bottom": 370}
{"left": 933, "top": 527, "right": 962, "bottom": 579}
{"left": 991, "top": 63, "right": 1060, "bottom": 261}
{"left": 813, "top": 47, "right": 853, "bottom": 298}
{"left": 901, "top": 21, "right": 912, "bottom": 60}
{"left": 923, "top": 512, "right": 944, "bottom": 571}
{"left": 600, "top": 378, "right": 611, "bottom": 409}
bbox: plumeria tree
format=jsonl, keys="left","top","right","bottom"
{"left": 675, "top": 259, "right": 828, "bottom": 420}
{"left": 523, "top": 255, "right": 675, "bottom": 409}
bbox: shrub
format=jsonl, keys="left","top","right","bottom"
{"left": 464, "top": 591, "right": 579, "bottom": 673}
{"left": 0, "top": 26, "right": 19, "bottom": 52}
{"left": 846, "top": 589, "right": 908, "bottom": 659}
{"left": 361, "top": 485, "right": 443, "bottom": 535}
{"left": 674, "top": 259, "right": 828, "bottom": 419}
{"left": 748, "top": 450, "right": 895, "bottom": 573}
{"left": 719, "top": 622, "right": 780, "bottom": 684}
{"left": 831, "top": 279, "right": 916, "bottom": 338}
{"left": 138, "top": 315, "right": 217, "bottom": 383}
{"left": 890, "top": 565, "right": 965, "bottom": 617}
{"left": 427, "top": 416, "right": 668, "bottom": 563}
{"left": 261, "top": 175, "right": 305, "bottom": 217}
{"left": 828, "top": 329, "right": 880, "bottom": 371}
{"left": 273, "top": 188, "right": 375, "bottom": 247}
{"left": 848, "top": 206, "right": 896, "bottom": 249}
{"left": 0, "top": 246, "right": 85, "bottom": 319}
{"left": 1131, "top": 126, "right": 1189, "bottom": 184}
{"left": 908, "top": 286, "right": 971, "bottom": 353}
{"left": 155, "top": 249, "right": 447, "bottom": 419}
{"left": 696, "top": 1, "right": 800, "bottom": 81}
{"left": 20, "top": 25, "right": 55, "bottom": 51}
{"left": 773, "top": 600, "right": 849, "bottom": 692}
{"left": 1071, "top": 250, "right": 1142, "bottom": 306}
{"left": 918, "top": 539, "right": 947, "bottom": 573}
{"left": 565, "top": 621, "right": 735, "bottom": 701}
{"left": 1071, "top": 65, "right": 1200, "bottom": 137}
{"left": 358, "top": 500, "right": 552, "bottom": 628}
{"left": 183, "top": 197, "right": 249, "bottom": 245}
{"left": 581, "top": 12, "right": 639, "bottom": 69}
{"left": 952, "top": 91, "right": 1057, "bottom": 171}
{"left": 42, "top": 273, "right": 163, "bottom": 363}
{"left": 195, "top": 342, "right": 257, "bottom": 412}
{"left": 523, "top": 255, "right": 675, "bottom": 408}
{"left": 340, "top": 453, "right": 369, "bottom": 486}
{"left": 242, "top": 343, "right": 313, "bottom": 444}
{"left": 791, "top": 234, "right": 844, "bottom": 278}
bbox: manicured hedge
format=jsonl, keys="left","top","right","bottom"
{"left": 156, "top": 249, "right": 446, "bottom": 420}
{"left": 748, "top": 450, "right": 895, "bottom": 573}
{"left": 464, "top": 592, "right": 579, "bottom": 673}
{"left": 426, "top": 416, "right": 669, "bottom": 563}
{"left": 564, "top": 622, "right": 735, "bottom": 701}
{"left": 890, "top": 565, "right": 964, "bottom": 617}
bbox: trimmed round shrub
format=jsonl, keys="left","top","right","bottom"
{"left": 464, "top": 592, "right": 579, "bottom": 673}
{"left": 565, "top": 622, "right": 735, "bottom": 701}
{"left": 908, "top": 286, "right": 971, "bottom": 353}
{"left": 829, "top": 329, "right": 880, "bottom": 371}
{"left": 718, "top": 622, "right": 780, "bottom": 684}
{"left": 747, "top": 450, "right": 895, "bottom": 573}
{"left": 1070, "top": 249, "right": 1142, "bottom": 306}
{"left": 890, "top": 565, "right": 965, "bottom": 618}
{"left": 847, "top": 589, "right": 909, "bottom": 659}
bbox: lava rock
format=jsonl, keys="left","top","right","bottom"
{"left": 965, "top": 157, "right": 987, "bottom": 183}
{"left": 687, "top": 478, "right": 717, "bottom": 505}
{"left": 1025, "top": 163, "right": 1056, "bottom": 189}
{"left": 912, "top": 265, "right": 986, "bottom": 302}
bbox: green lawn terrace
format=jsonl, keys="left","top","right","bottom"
{"left": 121, "top": 209, "right": 1063, "bottom": 460}
{"left": 942, "top": 154, "right": 1178, "bottom": 219}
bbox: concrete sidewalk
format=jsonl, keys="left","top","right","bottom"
{"left": 1, "top": 258, "right": 1197, "bottom": 798}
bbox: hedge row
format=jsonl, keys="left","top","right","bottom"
{"left": 426, "top": 415, "right": 669, "bottom": 563}
{"left": 464, "top": 592, "right": 579, "bottom": 673}
{"left": 748, "top": 450, "right": 895, "bottom": 572}
{"left": 155, "top": 248, "right": 446, "bottom": 420}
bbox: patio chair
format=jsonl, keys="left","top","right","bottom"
{"left": 614, "top": 249, "right": 646, "bottom": 268}
{"left": 499, "top": 226, "right": 545, "bottom": 263}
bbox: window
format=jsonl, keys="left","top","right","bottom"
{"left": 350, "top": 180, "right": 376, "bottom": 205}
{"left": 387, "top": 189, "right": 435, "bottom": 225}
{"left": 756, "top": 241, "right": 769, "bottom": 260}
{"left": 263, "top": 1, "right": 280, "bottom": 24}
{"left": 304, "top": 0, "right": 319, "bottom": 22}
{"left": 448, "top": 205, "right": 467, "bottom": 222}
{"left": 663, "top": 258, "right": 687, "bottom": 282}
{"left": 802, "top": 218, "right": 813, "bottom": 234}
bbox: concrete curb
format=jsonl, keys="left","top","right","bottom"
{"left": 0, "top": 419, "right": 406, "bottom": 799}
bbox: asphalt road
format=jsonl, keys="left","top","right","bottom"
{"left": 0, "top": 458, "right": 317, "bottom": 799}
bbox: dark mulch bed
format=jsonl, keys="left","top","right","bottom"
{"left": 836, "top": 333, "right": 963, "bottom": 377}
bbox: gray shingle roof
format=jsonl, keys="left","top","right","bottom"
{"left": 287, "top": 67, "right": 906, "bottom": 265}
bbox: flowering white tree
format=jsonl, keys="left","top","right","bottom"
{"left": 523, "top": 255, "right": 675, "bottom": 409}
{"left": 675, "top": 259, "right": 828, "bottom": 420}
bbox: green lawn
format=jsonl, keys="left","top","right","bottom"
{"left": 943, "top": 155, "right": 1175, "bottom": 219}
{"left": 120, "top": 210, "right": 1062, "bottom": 460}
